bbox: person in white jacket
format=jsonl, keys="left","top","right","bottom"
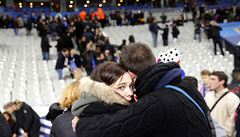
{"left": 205, "top": 71, "right": 240, "bottom": 137}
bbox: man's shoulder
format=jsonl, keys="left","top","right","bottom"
{"left": 226, "top": 91, "right": 239, "bottom": 101}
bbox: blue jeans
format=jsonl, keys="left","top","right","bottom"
{"left": 42, "top": 52, "right": 50, "bottom": 61}
{"left": 194, "top": 33, "right": 201, "bottom": 42}
{"left": 56, "top": 69, "right": 63, "bottom": 80}
{"left": 151, "top": 32, "right": 158, "bottom": 48}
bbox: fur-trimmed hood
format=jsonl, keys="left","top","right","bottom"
{"left": 71, "top": 77, "right": 129, "bottom": 117}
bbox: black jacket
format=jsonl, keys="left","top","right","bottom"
{"left": 41, "top": 36, "right": 51, "bottom": 52}
{"left": 149, "top": 23, "right": 160, "bottom": 34}
{"left": 75, "top": 62, "right": 212, "bottom": 137}
{"left": 14, "top": 103, "right": 40, "bottom": 137}
{"left": 0, "top": 111, "right": 12, "bottom": 137}
{"left": 55, "top": 52, "right": 66, "bottom": 70}
{"left": 172, "top": 26, "right": 180, "bottom": 38}
{"left": 50, "top": 109, "right": 75, "bottom": 137}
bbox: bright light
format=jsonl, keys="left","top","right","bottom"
{"left": 30, "top": 5, "right": 33, "bottom": 8}
{"left": 40, "top": 2, "right": 44, "bottom": 6}
{"left": 84, "top": 4, "right": 88, "bottom": 7}
{"left": 30, "top": 2, "right": 33, "bottom": 6}
{"left": 120, "top": 0, "right": 123, "bottom": 2}
{"left": 0, "top": 1, "right": 2, "bottom": 4}
{"left": 51, "top": 2, "right": 54, "bottom": 6}
{"left": 19, "top": 5, "right": 22, "bottom": 8}
{"left": 99, "top": 4, "right": 102, "bottom": 7}
{"left": 138, "top": 10, "right": 141, "bottom": 13}
{"left": 117, "top": 3, "right": 121, "bottom": 6}
{"left": 70, "top": 1, "right": 73, "bottom": 4}
{"left": 103, "top": 0, "right": 106, "bottom": 3}
{"left": 69, "top": 4, "right": 73, "bottom": 8}
{"left": 136, "top": 0, "right": 139, "bottom": 2}
{"left": 19, "top": 2, "right": 22, "bottom": 6}
{"left": 86, "top": 0, "right": 90, "bottom": 4}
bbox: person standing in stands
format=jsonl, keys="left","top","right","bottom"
{"left": 210, "top": 21, "right": 224, "bottom": 56}
{"left": 149, "top": 18, "right": 161, "bottom": 48}
{"left": 71, "top": 62, "right": 136, "bottom": 132}
{"left": 97, "top": 8, "right": 106, "bottom": 28}
{"left": 205, "top": 71, "right": 239, "bottom": 137}
{"left": 83, "top": 42, "right": 97, "bottom": 75}
{"left": 41, "top": 33, "right": 51, "bottom": 61}
{"left": 160, "top": 24, "right": 169, "bottom": 46}
{"left": 50, "top": 80, "right": 81, "bottom": 137}
{"left": 172, "top": 23, "right": 180, "bottom": 46}
{"left": 55, "top": 48, "right": 69, "bottom": 80}
{"left": 199, "top": 69, "right": 211, "bottom": 97}
{"left": 74, "top": 42, "right": 212, "bottom": 137}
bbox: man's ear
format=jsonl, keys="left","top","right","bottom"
{"left": 219, "top": 79, "right": 225, "bottom": 86}
{"left": 128, "top": 71, "right": 136, "bottom": 81}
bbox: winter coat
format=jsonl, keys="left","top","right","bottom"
{"left": 172, "top": 26, "right": 180, "bottom": 38}
{"left": 50, "top": 109, "right": 75, "bottom": 137}
{"left": 71, "top": 77, "right": 129, "bottom": 117}
{"left": 55, "top": 52, "right": 66, "bottom": 70}
{"left": 41, "top": 36, "right": 51, "bottom": 52}
{"left": 149, "top": 23, "right": 160, "bottom": 34}
{"left": 0, "top": 111, "right": 12, "bottom": 137}
{"left": 14, "top": 103, "right": 40, "bottom": 137}
{"left": 75, "top": 62, "right": 212, "bottom": 137}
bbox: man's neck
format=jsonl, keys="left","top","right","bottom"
{"left": 215, "top": 87, "right": 226, "bottom": 93}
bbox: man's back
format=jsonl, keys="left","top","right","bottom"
{"left": 75, "top": 81, "right": 211, "bottom": 137}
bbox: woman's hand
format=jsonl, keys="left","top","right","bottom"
{"left": 72, "top": 116, "right": 80, "bottom": 132}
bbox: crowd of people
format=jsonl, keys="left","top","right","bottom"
{"left": 1, "top": 3, "right": 240, "bottom": 137}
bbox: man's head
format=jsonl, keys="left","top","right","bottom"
{"left": 209, "top": 71, "right": 228, "bottom": 92}
{"left": 3, "top": 102, "right": 16, "bottom": 114}
{"left": 200, "top": 69, "right": 211, "bottom": 84}
{"left": 119, "top": 42, "right": 155, "bottom": 80}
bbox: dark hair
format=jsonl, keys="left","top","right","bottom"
{"left": 211, "top": 71, "right": 228, "bottom": 88}
{"left": 232, "top": 69, "right": 240, "bottom": 81}
{"left": 119, "top": 42, "right": 155, "bottom": 75}
{"left": 183, "top": 76, "right": 198, "bottom": 87}
{"left": 90, "top": 62, "right": 128, "bottom": 85}
{"left": 3, "top": 111, "right": 15, "bottom": 123}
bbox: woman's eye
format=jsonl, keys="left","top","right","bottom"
{"left": 118, "top": 86, "right": 125, "bottom": 90}
{"left": 130, "top": 85, "right": 134, "bottom": 89}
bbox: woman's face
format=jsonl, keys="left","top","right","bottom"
{"left": 111, "top": 73, "right": 135, "bottom": 102}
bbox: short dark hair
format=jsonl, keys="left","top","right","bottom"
{"left": 90, "top": 62, "right": 127, "bottom": 85}
{"left": 119, "top": 42, "right": 155, "bottom": 75}
{"left": 211, "top": 71, "right": 228, "bottom": 88}
{"left": 183, "top": 76, "right": 198, "bottom": 87}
